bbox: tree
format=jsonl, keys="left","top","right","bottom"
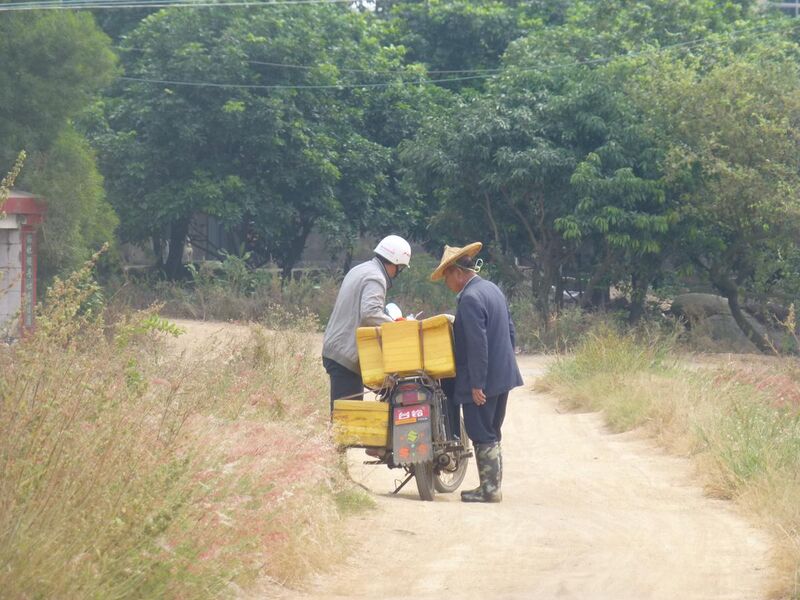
{"left": 634, "top": 43, "right": 800, "bottom": 350}
{"left": 0, "top": 12, "right": 117, "bottom": 282}
{"left": 402, "top": 0, "right": 770, "bottom": 323}
{"left": 377, "top": 0, "right": 573, "bottom": 93}
{"left": 26, "top": 127, "right": 118, "bottom": 282}
{"left": 98, "top": 6, "right": 433, "bottom": 278}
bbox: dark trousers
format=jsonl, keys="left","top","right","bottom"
{"left": 440, "top": 377, "right": 461, "bottom": 439}
{"left": 322, "top": 357, "right": 363, "bottom": 413}
{"left": 462, "top": 392, "right": 509, "bottom": 445}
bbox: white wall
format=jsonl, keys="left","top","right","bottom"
{"left": 0, "top": 228, "right": 22, "bottom": 336}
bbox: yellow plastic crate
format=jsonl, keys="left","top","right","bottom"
{"left": 421, "top": 315, "right": 456, "bottom": 378}
{"left": 332, "top": 400, "right": 389, "bottom": 447}
{"left": 381, "top": 319, "right": 423, "bottom": 374}
{"left": 356, "top": 326, "right": 385, "bottom": 388}
{"left": 379, "top": 316, "right": 456, "bottom": 378}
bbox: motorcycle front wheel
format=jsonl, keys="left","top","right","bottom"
{"left": 413, "top": 461, "right": 436, "bottom": 501}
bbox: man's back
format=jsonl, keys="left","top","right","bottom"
{"left": 453, "top": 277, "right": 523, "bottom": 401}
{"left": 322, "top": 257, "right": 391, "bottom": 373}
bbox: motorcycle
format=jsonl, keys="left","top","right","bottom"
{"left": 367, "top": 372, "right": 471, "bottom": 501}
{"left": 332, "top": 305, "right": 472, "bottom": 501}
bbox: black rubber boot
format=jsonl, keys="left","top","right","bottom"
{"left": 460, "top": 447, "right": 485, "bottom": 501}
{"left": 461, "top": 442, "right": 502, "bottom": 503}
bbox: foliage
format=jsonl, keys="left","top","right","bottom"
{"left": 0, "top": 13, "right": 116, "bottom": 167}
{"left": 631, "top": 40, "right": 800, "bottom": 350}
{"left": 95, "top": 7, "right": 447, "bottom": 278}
{"left": 0, "top": 258, "right": 356, "bottom": 598}
{"left": 379, "top": 0, "right": 555, "bottom": 88}
{"left": 25, "top": 127, "right": 119, "bottom": 282}
{"left": 0, "top": 12, "right": 117, "bottom": 284}
{"left": 401, "top": 1, "right": 800, "bottom": 345}
{"left": 0, "top": 151, "right": 26, "bottom": 213}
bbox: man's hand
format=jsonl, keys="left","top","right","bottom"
{"left": 472, "top": 388, "right": 486, "bottom": 406}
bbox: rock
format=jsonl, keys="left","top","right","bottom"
{"left": 701, "top": 314, "right": 760, "bottom": 353}
{"left": 670, "top": 293, "right": 731, "bottom": 320}
{"left": 671, "top": 292, "right": 793, "bottom": 353}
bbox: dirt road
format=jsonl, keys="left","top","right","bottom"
{"left": 168, "top": 321, "right": 771, "bottom": 599}
{"left": 282, "top": 355, "right": 770, "bottom": 600}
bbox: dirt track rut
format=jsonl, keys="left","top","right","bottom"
{"left": 281, "top": 355, "right": 770, "bottom": 600}
{"left": 168, "top": 321, "right": 770, "bottom": 599}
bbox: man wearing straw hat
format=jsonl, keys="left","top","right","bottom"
{"left": 431, "top": 242, "right": 523, "bottom": 503}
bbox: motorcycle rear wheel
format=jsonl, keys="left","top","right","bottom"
{"left": 434, "top": 452, "right": 469, "bottom": 493}
{"left": 413, "top": 461, "right": 436, "bottom": 501}
{"left": 435, "top": 416, "right": 471, "bottom": 493}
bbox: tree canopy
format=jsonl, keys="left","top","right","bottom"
{"left": 0, "top": 12, "right": 117, "bottom": 281}
{"left": 4, "top": 0, "right": 800, "bottom": 348}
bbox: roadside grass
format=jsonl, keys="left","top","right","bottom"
{"left": 0, "top": 255, "right": 365, "bottom": 598}
{"left": 538, "top": 328, "right": 800, "bottom": 599}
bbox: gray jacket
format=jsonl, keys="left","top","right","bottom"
{"left": 322, "top": 257, "right": 393, "bottom": 372}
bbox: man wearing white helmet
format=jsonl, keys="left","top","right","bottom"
{"left": 322, "top": 235, "right": 411, "bottom": 412}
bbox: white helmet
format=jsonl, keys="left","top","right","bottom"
{"left": 374, "top": 235, "right": 411, "bottom": 267}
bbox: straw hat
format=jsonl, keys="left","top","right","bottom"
{"left": 430, "top": 242, "right": 483, "bottom": 282}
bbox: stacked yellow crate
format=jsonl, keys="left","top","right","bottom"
{"left": 421, "top": 315, "right": 456, "bottom": 378}
{"left": 355, "top": 315, "right": 455, "bottom": 381}
{"left": 331, "top": 400, "right": 390, "bottom": 447}
{"left": 337, "top": 315, "right": 455, "bottom": 448}
{"left": 380, "top": 320, "right": 423, "bottom": 374}
{"left": 355, "top": 326, "right": 385, "bottom": 388}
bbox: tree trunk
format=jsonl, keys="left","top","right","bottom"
{"left": 711, "top": 270, "right": 774, "bottom": 354}
{"left": 533, "top": 251, "right": 558, "bottom": 327}
{"left": 726, "top": 291, "right": 774, "bottom": 354}
{"left": 555, "top": 274, "right": 565, "bottom": 313}
{"left": 164, "top": 219, "right": 189, "bottom": 280}
{"left": 342, "top": 246, "right": 354, "bottom": 274}
{"left": 628, "top": 272, "right": 648, "bottom": 325}
{"left": 580, "top": 248, "right": 616, "bottom": 309}
{"left": 152, "top": 235, "right": 163, "bottom": 267}
{"left": 279, "top": 220, "right": 314, "bottom": 283}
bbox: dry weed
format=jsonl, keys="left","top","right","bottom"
{"left": 0, "top": 256, "right": 360, "bottom": 598}
{"left": 542, "top": 329, "right": 800, "bottom": 599}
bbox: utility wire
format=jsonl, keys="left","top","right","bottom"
{"left": 245, "top": 59, "right": 504, "bottom": 75}
{"left": 118, "top": 72, "right": 491, "bottom": 88}
{"left": 116, "top": 18, "right": 800, "bottom": 92}
{"left": 115, "top": 46, "right": 506, "bottom": 75}
{"left": 112, "top": 17, "right": 799, "bottom": 82}
{"left": 0, "top": 0, "right": 356, "bottom": 11}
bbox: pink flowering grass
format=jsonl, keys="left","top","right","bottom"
{"left": 716, "top": 359, "right": 800, "bottom": 414}
{"left": 0, "top": 258, "right": 365, "bottom": 598}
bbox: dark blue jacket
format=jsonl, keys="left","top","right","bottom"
{"left": 452, "top": 276, "right": 523, "bottom": 404}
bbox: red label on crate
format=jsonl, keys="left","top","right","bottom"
{"left": 394, "top": 405, "right": 430, "bottom": 425}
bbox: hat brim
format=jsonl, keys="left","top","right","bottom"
{"left": 430, "top": 242, "right": 482, "bottom": 282}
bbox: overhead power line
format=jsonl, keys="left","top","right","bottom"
{"left": 115, "top": 18, "right": 800, "bottom": 92}
{"left": 0, "top": 0, "right": 355, "bottom": 11}
{"left": 119, "top": 72, "right": 491, "bottom": 89}
{"left": 115, "top": 46, "right": 507, "bottom": 76}
{"left": 245, "top": 59, "right": 505, "bottom": 75}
